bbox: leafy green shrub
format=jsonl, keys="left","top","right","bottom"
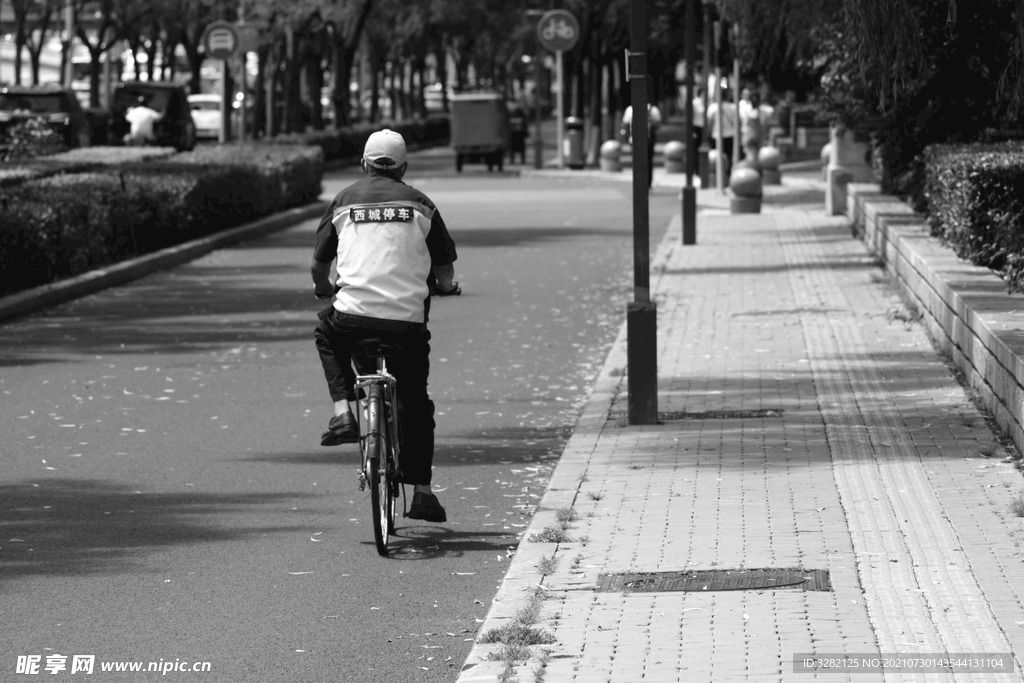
{"left": 0, "top": 146, "right": 177, "bottom": 189}
{"left": 45, "top": 146, "right": 177, "bottom": 165}
{"left": 0, "top": 143, "right": 324, "bottom": 297}
{"left": 817, "top": 0, "right": 1019, "bottom": 203}
{"left": 0, "top": 117, "right": 68, "bottom": 161}
{"left": 923, "top": 142, "right": 1024, "bottom": 291}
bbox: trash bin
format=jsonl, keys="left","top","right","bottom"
{"left": 564, "top": 116, "right": 585, "bottom": 169}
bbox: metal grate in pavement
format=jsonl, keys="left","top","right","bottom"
{"left": 606, "top": 409, "right": 784, "bottom": 423}
{"left": 595, "top": 568, "right": 831, "bottom": 593}
{"left": 658, "top": 409, "right": 783, "bottom": 420}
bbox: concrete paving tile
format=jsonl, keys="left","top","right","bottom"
{"left": 457, "top": 185, "right": 1024, "bottom": 682}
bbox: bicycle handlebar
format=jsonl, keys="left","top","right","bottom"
{"left": 317, "top": 283, "right": 462, "bottom": 300}
{"left": 434, "top": 283, "right": 461, "bottom": 297}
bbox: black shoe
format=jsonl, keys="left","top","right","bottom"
{"left": 407, "top": 492, "right": 447, "bottom": 523}
{"left": 320, "top": 412, "right": 359, "bottom": 446}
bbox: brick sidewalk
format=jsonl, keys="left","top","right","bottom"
{"left": 457, "top": 176, "right": 1024, "bottom": 681}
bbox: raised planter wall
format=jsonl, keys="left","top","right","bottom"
{"left": 847, "top": 183, "right": 1024, "bottom": 453}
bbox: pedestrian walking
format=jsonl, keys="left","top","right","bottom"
{"left": 706, "top": 86, "right": 736, "bottom": 162}
{"left": 621, "top": 102, "right": 663, "bottom": 189}
{"left": 508, "top": 103, "right": 529, "bottom": 165}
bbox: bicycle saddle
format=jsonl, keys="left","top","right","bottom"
{"left": 352, "top": 338, "right": 404, "bottom": 358}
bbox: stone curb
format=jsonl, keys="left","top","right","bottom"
{"left": 454, "top": 215, "right": 682, "bottom": 682}
{"left": 0, "top": 201, "right": 328, "bottom": 324}
{"left": 847, "top": 182, "right": 1024, "bottom": 455}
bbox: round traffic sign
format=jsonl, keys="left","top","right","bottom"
{"left": 203, "top": 21, "right": 240, "bottom": 60}
{"left": 537, "top": 9, "right": 580, "bottom": 53}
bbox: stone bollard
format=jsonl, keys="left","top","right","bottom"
{"left": 663, "top": 140, "right": 686, "bottom": 173}
{"left": 820, "top": 142, "right": 831, "bottom": 180}
{"left": 826, "top": 126, "right": 874, "bottom": 216}
{"left": 707, "top": 148, "right": 731, "bottom": 188}
{"left": 759, "top": 146, "right": 782, "bottom": 185}
{"left": 729, "top": 166, "right": 762, "bottom": 214}
{"left": 600, "top": 140, "right": 622, "bottom": 172}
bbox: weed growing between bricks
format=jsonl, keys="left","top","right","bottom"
{"left": 529, "top": 507, "right": 579, "bottom": 543}
{"left": 1010, "top": 495, "right": 1024, "bottom": 518}
{"left": 480, "top": 589, "right": 555, "bottom": 683}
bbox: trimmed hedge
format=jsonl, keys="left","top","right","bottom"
{"left": 265, "top": 116, "right": 450, "bottom": 163}
{"left": 0, "top": 117, "right": 68, "bottom": 162}
{"left": 923, "top": 142, "right": 1024, "bottom": 292}
{"left": 0, "top": 144, "right": 323, "bottom": 297}
{"left": 0, "top": 117, "right": 450, "bottom": 299}
{"left": 0, "top": 146, "right": 178, "bottom": 188}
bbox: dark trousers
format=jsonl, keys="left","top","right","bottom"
{"left": 314, "top": 308, "right": 436, "bottom": 485}
{"left": 711, "top": 136, "right": 734, "bottom": 160}
{"left": 509, "top": 131, "right": 527, "bottom": 164}
{"left": 692, "top": 127, "right": 704, "bottom": 175}
{"left": 646, "top": 138, "right": 656, "bottom": 188}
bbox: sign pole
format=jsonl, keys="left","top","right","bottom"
{"left": 682, "top": 0, "right": 697, "bottom": 245}
{"left": 220, "top": 60, "right": 229, "bottom": 144}
{"left": 536, "top": 10, "right": 580, "bottom": 170}
{"left": 202, "top": 20, "right": 241, "bottom": 144}
{"left": 534, "top": 45, "right": 542, "bottom": 169}
{"left": 555, "top": 50, "right": 564, "bottom": 168}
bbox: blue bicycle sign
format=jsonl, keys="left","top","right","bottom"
{"left": 537, "top": 9, "right": 580, "bottom": 53}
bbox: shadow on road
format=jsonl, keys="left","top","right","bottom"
{"left": 0, "top": 478, "right": 308, "bottom": 582}
{"left": 378, "top": 527, "right": 518, "bottom": 560}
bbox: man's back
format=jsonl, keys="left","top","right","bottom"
{"left": 314, "top": 174, "right": 456, "bottom": 328}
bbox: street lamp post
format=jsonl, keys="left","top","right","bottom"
{"left": 698, "top": 0, "right": 714, "bottom": 189}
{"left": 681, "top": 0, "right": 697, "bottom": 245}
{"left": 626, "top": 0, "right": 657, "bottom": 425}
{"left": 525, "top": 9, "right": 545, "bottom": 170}
{"left": 732, "top": 21, "right": 741, "bottom": 172}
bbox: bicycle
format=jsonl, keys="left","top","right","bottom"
{"left": 352, "top": 339, "right": 403, "bottom": 556}
{"left": 348, "top": 283, "right": 461, "bottom": 556}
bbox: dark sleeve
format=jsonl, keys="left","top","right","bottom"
{"left": 425, "top": 208, "right": 457, "bottom": 266}
{"left": 312, "top": 202, "right": 339, "bottom": 263}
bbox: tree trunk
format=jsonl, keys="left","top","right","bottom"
{"left": 586, "top": 48, "right": 602, "bottom": 167}
{"left": 264, "top": 44, "right": 279, "bottom": 138}
{"left": 332, "top": 40, "right": 351, "bottom": 128}
{"left": 254, "top": 46, "right": 267, "bottom": 138}
{"left": 14, "top": 25, "right": 25, "bottom": 84}
{"left": 370, "top": 66, "right": 380, "bottom": 123}
{"left": 435, "top": 42, "right": 449, "bottom": 113}
{"left": 415, "top": 56, "right": 426, "bottom": 118}
{"left": 145, "top": 39, "right": 158, "bottom": 82}
{"left": 282, "top": 27, "right": 297, "bottom": 133}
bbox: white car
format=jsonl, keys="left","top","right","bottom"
{"left": 188, "top": 93, "right": 222, "bottom": 139}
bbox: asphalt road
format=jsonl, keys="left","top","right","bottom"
{"left": 0, "top": 148, "right": 677, "bottom": 682}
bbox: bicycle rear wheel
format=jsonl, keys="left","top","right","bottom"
{"left": 366, "top": 384, "right": 391, "bottom": 555}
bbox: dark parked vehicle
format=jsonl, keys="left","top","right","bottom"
{"left": 0, "top": 84, "right": 92, "bottom": 148}
{"left": 110, "top": 81, "right": 196, "bottom": 151}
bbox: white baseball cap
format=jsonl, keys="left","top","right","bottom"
{"left": 363, "top": 129, "right": 407, "bottom": 169}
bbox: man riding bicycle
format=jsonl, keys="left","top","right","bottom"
{"left": 311, "top": 129, "right": 459, "bottom": 523}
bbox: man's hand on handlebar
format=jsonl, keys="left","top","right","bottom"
{"left": 435, "top": 282, "right": 461, "bottom": 297}
{"left": 315, "top": 283, "right": 339, "bottom": 301}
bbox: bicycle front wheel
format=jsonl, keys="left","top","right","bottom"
{"left": 364, "top": 384, "right": 389, "bottom": 555}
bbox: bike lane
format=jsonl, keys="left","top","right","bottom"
{"left": 0, "top": 159, "right": 678, "bottom": 681}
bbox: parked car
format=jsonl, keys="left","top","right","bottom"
{"left": 0, "top": 84, "right": 92, "bottom": 148}
{"left": 110, "top": 81, "right": 196, "bottom": 151}
{"left": 188, "top": 93, "right": 222, "bottom": 139}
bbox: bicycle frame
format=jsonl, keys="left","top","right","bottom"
{"left": 354, "top": 353, "right": 403, "bottom": 555}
